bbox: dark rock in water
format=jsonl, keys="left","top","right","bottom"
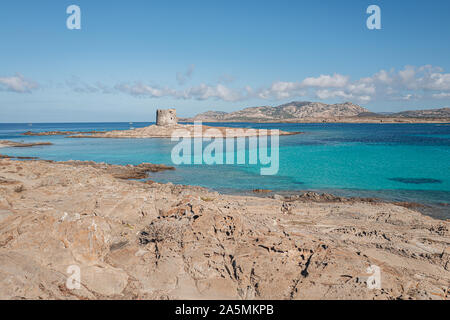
{"left": 392, "top": 201, "right": 426, "bottom": 209}
{"left": 0, "top": 154, "right": 39, "bottom": 160}
{"left": 15, "top": 156, "right": 39, "bottom": 160}
{"left": 0, "top": 140, "right": 52, "bottom": 147}
{"left": 389, "top": 177, "right": 442, "bottom": 184}
{"left": 253, "top": 189, "right": 272, "bottom": 193}
{"left": 287, "top": 192, "right": 346, "bottom": 202}
{"left": 56, "top": 161, "right": 175, "bottom": 180}
{"left": 23, "top": 130, "right": 105, "bottom": 136}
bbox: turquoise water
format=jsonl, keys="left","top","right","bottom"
{"left": 1, "top": 122, "right": 449, "bottom": 218}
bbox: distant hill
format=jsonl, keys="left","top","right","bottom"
{"left": 391, "top": 108, "right": 450, "bottom": 119}
{"left": 180, "top": 102, "right": 450, "bottom": 123}
{"left": 182, "top": 101, "right": 369, "bottom": 122}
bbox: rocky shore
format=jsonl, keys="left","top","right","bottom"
{"left": 0, "top": 140, "right": 53, "bottom": 148}
{"left": 0, "top": 158, "right": 449, "bottom": 300}
{"left": 23, "top": 131, "right": 105, "bottom": 137}
{"left": 23, "top": 124, "right": 301, "bottom": 139}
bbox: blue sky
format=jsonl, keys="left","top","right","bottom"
{"left": 1, "top": 0, "right": 450, "bottom": 122}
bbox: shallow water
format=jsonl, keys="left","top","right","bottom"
{"left": 1, "top": 122, "right": 449, "bottom": 219}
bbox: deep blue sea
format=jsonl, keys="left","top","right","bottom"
{"left": 1, "top": 122, "right": 449, "bottom": 218}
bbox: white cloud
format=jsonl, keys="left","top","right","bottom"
{"left": 315, "top": 89, "right": 352, "bottom": 100}
{"left": 398, "top": 65, "right": 416, "bottom": 85}
{"left": 115, "top": 82, "right": 176, "bottom": 97}
{"left": 256, "top": 81, "right": 305, "bottom": 100}
{"left": 301, "top": 73, "right": 349, "bottom": 88}
{"left": 255, "top": 76, "right": 370, "bottom": 102}
{"left": 183, "top": 84, "right": 243, "bottom": 101}
{"left": 66, "top": 76, "right": 113, "bottom": 94}
{"left": 422, "top": 72, "right": 450, "bottom": 91}
{"left": 432, "top": 92, "right": 450, "bottom": 99}
{"left": 372, "top": 70, "right": 393, "bottom": 84}
{"left": 0, "top": 73, "right": 38, "bottom": 93}
{"left": 114, "top": 82, "right": 243, "bottom": 102}
{"left": 65, "top": 65, "right": 450, "bottom": 104}
{"left": 368, "top": 65, "right": 450, "bottom": 93}
{"left": 347, "top": 81, "right": 376, "bottom": 95}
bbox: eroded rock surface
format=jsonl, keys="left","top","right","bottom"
{"left": 0, "top": 159, "right": 449, "bottom": 300}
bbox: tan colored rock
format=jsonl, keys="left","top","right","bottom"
{"left": 51, "top": 125, "right": 301, "bottom": 139}
{"left": 80, "top": 265, "right": 129, "bottom": 296}
{"left": 0, "top": 158, "right": 448, "bottom": 300}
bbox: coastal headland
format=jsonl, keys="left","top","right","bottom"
{"left": 22, "top": 124, "right": 301, "bottom": 139}
{"left": 0, "top": 158, "right": 448, "bottom": 299}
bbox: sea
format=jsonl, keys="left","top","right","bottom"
{"left": 1, "top": 122, "right": 449, "bottom": 219}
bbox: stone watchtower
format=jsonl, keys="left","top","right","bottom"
{"left": 156, "top": 109, "right": 177, "bottom": 126}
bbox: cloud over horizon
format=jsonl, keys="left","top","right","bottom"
{"left": 254, "top": 65, "right": 450, "bottom": 103}
{"left": 5, "top": 65, "right": 450, "bottom": 106}
{"left": 114, "top": 82, "right": 245, "bottom": 102}
{"left": 0, "top": 74, "right": 38, "bottom": 93}
{"left": 109, "top": 65, "right": 450, "bottom": 104}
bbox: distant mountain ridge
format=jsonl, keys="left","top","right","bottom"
{"left": 180, "top": 102, "right": 450, "bottom": 123}
{"left": 391, "top": 108, "right": 450, "bottom": 119}
{"left": 183, "top": 101, "right": 369, "bottom": 122}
